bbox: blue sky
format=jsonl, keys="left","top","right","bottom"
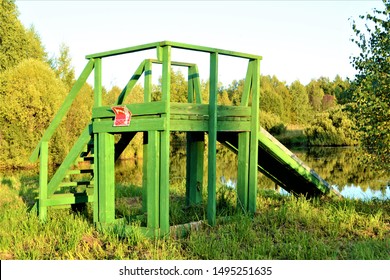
{"left": 16, "top": 0, "right": 383, "bottom": 88}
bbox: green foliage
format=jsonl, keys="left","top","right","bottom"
{"left": 289, "top": 80, "right": 311, "bottom": 124}
{"left": 0, "top": 59, "right": 68, "bottom": 168}
{"left": 50, "top": 43, "right": 75, "bottom": 91}
{"left": 305, "top": 108, "right": 359, "bottom": 146}
{"left": 1, "top": 174, "right": 389, "bottom": 260}
{"left": 0, "top": 0, "right": 46, "bottom": 72}
{"left": 348, "top": 0, "right": 390, "bottom": 170}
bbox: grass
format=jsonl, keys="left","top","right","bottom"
{"left": 0, "top": 173, "right": 389, "bottom": 260}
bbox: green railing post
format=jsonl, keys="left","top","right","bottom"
{"left": 142, "top": 60, "right": 153, "bottom": 213}
{"left": 248, "top": 59, "right": 260, "bottom": 213}
{"left": 96, "top": 133, "right": 115, "bottom": 224}
{"left": 29, "top": 59, "right": 94, "bottom": 162}
{"left": 207, "top": 52, "right": 218, "bottom": 226}
{"left": 159, "top": 45, "right": 171, "bottom": 236}
{"left": 186, "top": 66, "right": 204, "bottom": 206}
{"left": 38, "top": 141, "right": 48, "bottom": 221}
{"left": 146, "top": 131, "right": 160, "bottom": 236}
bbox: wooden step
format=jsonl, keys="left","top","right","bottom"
{"left": 59, "top": 180, "right": 93, "bottom": 187}
{"left": 67, "top": 169, "right": 94, "bottom": 175}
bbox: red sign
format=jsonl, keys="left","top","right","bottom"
{"left": 112, "top": 106, "right": 132, "bottom": 127}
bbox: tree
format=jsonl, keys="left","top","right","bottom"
{"left": 349, "top": 0, "right": 390, "bottom": 170}
{"left": 289, "top": 80, "right": 311, "bottom": 124}
{"left": 0, "top": 59, "right": 68, "bottom": 168}
{"left": 51, "top": 43, "right": 75, "bottom": 91}
{"left": 0, "top": 0, "right": 46, "bottom": 72}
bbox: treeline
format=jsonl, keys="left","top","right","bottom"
{"left": 0, "top": 0, "right": 358, "bottom": 170}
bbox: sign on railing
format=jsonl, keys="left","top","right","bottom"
{"left": 112, "top": 106, "right": 132, "bottom": 126}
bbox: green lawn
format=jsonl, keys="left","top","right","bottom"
{"left": 0, "top": 174, "right": 389, "bottom": 260}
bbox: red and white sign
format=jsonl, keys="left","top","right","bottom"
{"left": 112, "top": 106, "right": 132, "bottom": 127}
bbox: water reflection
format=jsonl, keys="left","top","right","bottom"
{"left": 291, "top": 146, "right": 390, "bottom": 200}
{"left": 115, "top": 146, "right": 389, "bottom": 200}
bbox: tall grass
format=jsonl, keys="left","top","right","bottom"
{"left": 0, "top": 174, "right": 389, "bottom": 260}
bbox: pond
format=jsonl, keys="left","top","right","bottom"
{"left": 116, "top": 145, "right": 389, "bottom": 201}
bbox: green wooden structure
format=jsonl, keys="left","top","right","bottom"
{"left": 30, "top": 41, "right": 339, "bottom": 238}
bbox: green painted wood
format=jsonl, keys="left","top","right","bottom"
{"left": 241, "top": 61, "right": 253, "bottom": 107}
{"left": 149, "top": 58, "right": 196, "bottom": 68}
{"left": 42, "top": 194, "right": 94, "bottom": 207}
{"left": 94, "top": 58, "right": 102, "bottom": 107}
{"left": 92, "top": 117, "right": 166, "bottom": 133}
{"left": 86, "top": 41, "right": 160, "bottom": 59}
{"left": 86, "top": 41, "right": 262, "bottom": 60}
{"left": 30, "top": 59, "right": 94, "bottom": 162}
{"left": 93, "top": 133, "right": 99, "bottom": 224}
{"left": 97, "top": 132, "right": 115, "bottom": 224}
{"left": 159, "top": 45, "right": 171, "bottom": 236}
{"left": 142, "top": 133, "right": 148, "bottom": 213}
{"left": 47, "top": 125, "right": 92, "bottom": 197}
{"left": 38, "top": 141, "right": 48, "bottom": 221}
{"left": 207, "top": 52, "right": 218, "bottom": 226}
{"left": 92, "top": 101, "right": 166, "bottom": 119}
{"left": 160, "top": 41, "right": 263, "bottom": 60}
{"left": 237, "top": 132, "right": 250, "bottom": 212}
{"left": 146, "top": 131, "right": 160, "bottom": 234}
{"left": 170, "top": 119, "right": 250, "bottom": 132}
{"left": 248, "top": 59, "right": 260, "bottom": 214}
{"left": 186, "top": 132, "right": 204, "bottom": 206}
{"left": 116, "top": 60, "right": 146, "bottom": 105}
{"left": 114, "top": 132, "right": 137, "bottom": 161}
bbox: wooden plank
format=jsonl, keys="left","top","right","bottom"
{"left": 97, "top": 132, "right": 115, "bottom": 224}
{"left": 86, "top": 41, "right": 159, "bottom": 59}
{"left": 86, "top": 41, "right": 262, "bottom": 60}
{"left": 237, "top": 132, "right": 250, "bottom": 212}
{"left": 170, "top": 119, "right": 208, "bottom": 132}
{"left": 114, "top": 132, "right": 137, "bottom": 161}
{"left": 92, "top": 117, "right": 166, "bottom": 133}
{"left": 92, "top": 101, "right": 166, "bottom": 119}
{"left": 94, "top": 58, "right": 102, "bottom": 107}
{"left": 241, "top": 60, "right": 253, "bottom": 107}
{"left": 186, "top": 132, "right": 204, "bottom": 206}
{"left": 42, "top": 194, "right": 94, "bottom": 207}
{"left": 159, "top": 45, "right": 171, "bottom": 236}
{"left": 146, "top": 131, "right": 160, "bottom": 234}
{"left": 161, "top": 41, "right": 263, "bottom": 60}
{"left": 30, "top": 59, "right": 94, "bottom": 162}
{"left": 116, "top": 60, "right": 146, "bottom": 105}
{"left": 38, "top": 141, "right": 48, "bottom": 221}
{"left": 93, "top": 134, "right": 99, "bottom": 224}
{"left": 248, "top": 59, "right": 260, "bottom": 214}
{"left": 170, "top": 103, "right": 208, "bottom": 116}
{"left": 47, "top": 125, "right": 92, "bottom": 197}
{"left": 207, "top": 52, "right": 218, "bottom": 226}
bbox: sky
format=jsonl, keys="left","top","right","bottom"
{"left": 16, "top": 0, "right": 384, "bottom": 88}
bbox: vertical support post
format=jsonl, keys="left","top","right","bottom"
{"left": 237, "top": 132, "right": 250, "bottom": 211}
{"left": 147, "top": 131, "right": 160, "bottom": 236}
{"left": 208, "top": 52, "right": 218, "bottom": 226}
{"left": 159, "top": 45, "right": 171, "bottom": 236}
{"left": 38, "top": 141, "right": 48, "bottom": 221}
{"left": 96, "top": 132, "right": 115, "bottom": 224}
{"left": 248, "top": 59, "right": 260, "bottom": 213}
{"left": 94, "top": 58, "right": 102, "bottom": 107}
{"left": 186, "top": 66, "right": 204, "bottom": 206}
{"left": 237, "top": 60, "right": 253, "bottom": 212}
{"left": 142, "top": 60, "right": 153, "bottom": 212}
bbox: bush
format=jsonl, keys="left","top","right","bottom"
{"left": 260, "top": 111, "right": 287, "bottom": 135}
{"left": 0, "top": 59, "right": 68, "bottom": 169}
{"left": 305, "top": 108, "right": 359, "bottom": 146}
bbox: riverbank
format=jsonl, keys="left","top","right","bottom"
{"left": 0, "top": 174, "right": 389, "bottom": 260}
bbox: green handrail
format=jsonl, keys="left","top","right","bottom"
{"left": 29, "top": 59, "right": 95, "bottom": 162}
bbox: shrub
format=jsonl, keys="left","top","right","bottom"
{"left": 305, "top": 108, "right": 359, "bottom": 146}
